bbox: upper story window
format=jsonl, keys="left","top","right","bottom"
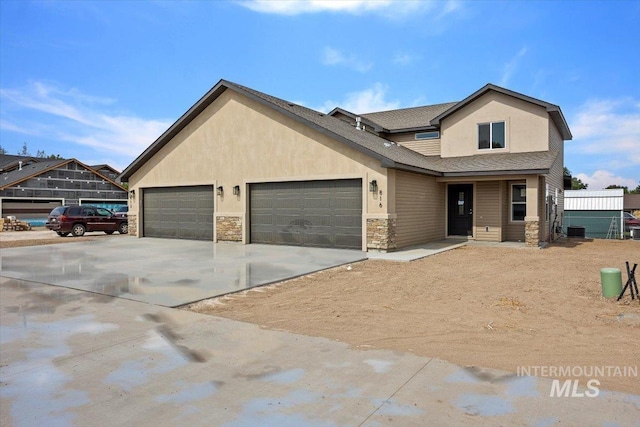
{"left": 478, "top": 121, "right": 505, "bottom": 150}
{"left": 415, "top": 131, "right": 440, "bottom": 140}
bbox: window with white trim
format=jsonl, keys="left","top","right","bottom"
{"left": 478, "top": 121, "right": 506, "bottom": 150}
{"left": 511, "top": 184, "right": 526, "bottom": 221}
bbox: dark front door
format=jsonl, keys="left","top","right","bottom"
{"left": 448, "top": 184, "right": 473, "bottom": 236}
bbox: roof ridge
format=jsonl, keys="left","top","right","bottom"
{"left": 363, "top": 101, "right": 459, "bottom": 116}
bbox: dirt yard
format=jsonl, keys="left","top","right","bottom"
{"left": 190, "top": 239, "right": 640, "bottom": 395}
{"left": 0, "top": 228, "right": 123, "bottom": 249}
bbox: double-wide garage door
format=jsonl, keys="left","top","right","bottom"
{"left": 250, "top": 179, "right": 362, "bottom": 249}
{"left": 143, "top": 186, "right": 214, "bottom": 240}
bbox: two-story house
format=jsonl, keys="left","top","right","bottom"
{"left": 0, "top": 154, "right": 128, "bottom": 222}
{"left": 120, "top": 80, "right": 572, "bottom": 250}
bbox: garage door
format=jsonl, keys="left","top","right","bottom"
{"left": 250, "top": 179, "right": 362, "bottom": 249}
{"left": 143, "top": 186, "right": 214, "bottom": 240}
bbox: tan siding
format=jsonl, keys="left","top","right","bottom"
{"left": 474, "top": 181, "right": 501, "bottom": 241}
{"left": 544, "top": 121, "right": 565, "bottom": 241}
{"left": 395, "top": 171, "right": 445, "bottom": 248}
{"left": 504, "top": 180, "right": 525, "bottom": 241}
{"left": 386, "top": 132, "right": 441, "bottom": 156}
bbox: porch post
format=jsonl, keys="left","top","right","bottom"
{"left": 524, "top": 176, "right": 540, "bottom": 247}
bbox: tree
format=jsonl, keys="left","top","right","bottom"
{"left": 605, "top": 184, "right": 629, "bottom": 194}
{"left": 18, "top": 142, "right": 30, "bottom": 156}
{"left": 631, "top": 184, "right": 640, "bottom": 194}
{"left": 13, "top": 143, "right": 63, "bottom": 159}
{"left": 564, "top": 167, "right": 588, "bottom": 190}
{"left": 0, "top": 145, "right": 7, "bottom": 155}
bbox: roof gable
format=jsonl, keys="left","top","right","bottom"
{"left": 431, "top": 84, "right": 572, "bottom": 140}
{"left": 1, "top": 158, "right": 127, "bottom": 191}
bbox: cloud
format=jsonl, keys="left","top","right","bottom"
{"left": 499, "top": 47, "right": 528, "bottom": 87}
{"left": 575, "top": 170, "right": 638, "bottom": 191}
{"left": 569, "top": 98, "right": 640, "bottom": 166}
{"left": 237, "top": 0, "right": 452, "bottom": 18}
{"left": 315, "top": 83, "right": 400, "bottom": 113}
{"left": 321, "top": 46, "right": 372, "bottom": 72}
{"left": 0, "top": 81, "right": 170, "bottom": 164}
{"left": 392, "top": 52, "right": 417, "bottom": 66}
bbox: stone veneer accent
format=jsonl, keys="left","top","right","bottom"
{"left": 525, "top": 220, "right": 539, "bottom": 247}
{"left": 367, "top": 218, "right": 397, "bottom": 252}
{"left": 216, "top": 216, "right": 242, "bottom": 242}
{"left": 128, "top": 213, "right": 137, "bottom": 236}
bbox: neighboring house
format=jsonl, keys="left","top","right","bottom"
{"left": 0, "top": 154, "right": 128, "bottom": 222}
{"left": 564, "top": 189, "right": 624, "bottom": 239}
{"left": 624, "top": 194, "right": 640, "bottom": 216}
{"left": 91, "top": 164, "right": 122, "bottom": 184}
{"left": 120, "top": 80, "right": 572, "bottom": 250}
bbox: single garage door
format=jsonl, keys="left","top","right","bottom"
{"left": 143, "top": 186, "right": 214, "bottom": 240}
{"left": 250, "top": 179, "right": 362, "bottom": 249}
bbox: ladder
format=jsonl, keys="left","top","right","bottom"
{"left": 606, "top": 216, "right": 619, "bottom": 239}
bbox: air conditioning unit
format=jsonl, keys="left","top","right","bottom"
{"left": 567, "top": 226, "right": 586, "bottom": 238}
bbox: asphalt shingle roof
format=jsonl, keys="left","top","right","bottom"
{"left": 361, "top": 103, "right": 458, "bottom": 131}
{"left": 231, "top": 82, "right": 444, "bottom": 174}
{"left": 0, "top": 154, "right": 40, "bottom": 171}
{"left": 0, "top": 159, "right": 68, "bottom": 189}
{"left": 120, "top": 80, "right": 566, "bottom": 180}
{"left": 426, "top": 150, "right": 559, "bottom": 175}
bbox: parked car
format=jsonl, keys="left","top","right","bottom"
{"left": 113, "top": 205, "right": 128, "bottom": 218}
{"left": 45, "top": 205, "right": 128, "bottom": 237}
{"left": 624, "top": 212, "right": 640, "bottom": 230}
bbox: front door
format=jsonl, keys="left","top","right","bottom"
{"left": 448, "top": 184, "right": 473, "bottom": 236}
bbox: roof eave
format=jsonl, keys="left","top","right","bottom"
{"left": 379, "top": 159, "right": 442, "bottom": 176}
{"left": 441, "top": 168, "right": 550, "bottom": 177}
{"left": 382, "top": 125, "right": 440, "bottom": 134}
{"left": 120, "top": 80, "right": 230, "bottom": 181}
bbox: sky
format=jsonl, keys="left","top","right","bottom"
{"left": 1, "top": 0, "right": 638, "bottom": 190}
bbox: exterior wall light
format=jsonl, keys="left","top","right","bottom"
{"left": 233, "top": 185, "right": 240, "bottom": 196}
{"left": 369, "top": 180, "right": 378, "bottom": 193}
{"left": 129, "top": 189, "right": 135, "bottom": 199}
{"left": 217, "top": 186, "right": 224, "bottom": 196}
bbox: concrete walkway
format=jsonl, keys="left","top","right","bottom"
{"left": 1, "top": 276, "right": 638, "bottom": 426}
{"left": 367, "top": 239, "right": 530, "bottom": 262}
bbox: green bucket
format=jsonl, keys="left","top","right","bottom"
{"left": 600, "top": 268, "right": 622, "bottom": 298}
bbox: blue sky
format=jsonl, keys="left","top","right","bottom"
{"left": 1, "top": 0, "right": 638, "bottom": 189}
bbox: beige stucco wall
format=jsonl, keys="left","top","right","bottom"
{"left": 127, "top": 89, "right": 390, "bottom": 249}
{"left": 440, "top": 91, "right": 550, "bottom": 158}
{"left": 395, "top": 171, "right": 445, "bottom": 247}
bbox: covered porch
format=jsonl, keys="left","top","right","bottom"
{"left": 439, "top": 175, "right": 557, "bottom": 247}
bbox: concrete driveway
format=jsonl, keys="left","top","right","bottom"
{"left": 0, "top": 238, "right": 365, "bottom": 307}
{"left": 1, "top": 276, "right": 638, "bottom": 426}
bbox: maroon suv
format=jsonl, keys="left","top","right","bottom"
{"left": 46, "top": 205, "right": 128, "bottom": 237}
